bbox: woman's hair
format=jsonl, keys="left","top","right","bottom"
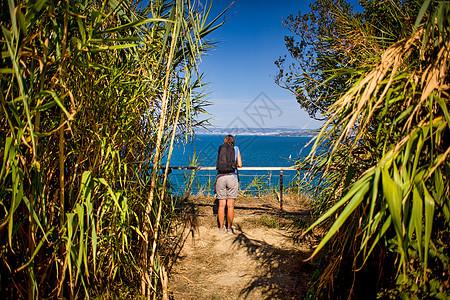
{"left": 224, "top": 135, "right": 235, "bottom": 147}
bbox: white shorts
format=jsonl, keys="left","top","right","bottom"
{"left": 216, "top": 174, "right": 238, "bottom": 199}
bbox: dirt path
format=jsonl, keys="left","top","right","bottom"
{"left": 168, "top": 195, "right": 314, "bottom": 299}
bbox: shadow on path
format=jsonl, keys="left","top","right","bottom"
{"left": 232, "top": 225, "right": 314, "bottom": 299}
{"left": 169, "top": 196, "right": 315, "bottom": 299}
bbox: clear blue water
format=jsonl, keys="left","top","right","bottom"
{"left": 166, "top": 134, "right": 314, "bottom": 194}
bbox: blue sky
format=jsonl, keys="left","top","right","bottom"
{"left": 196, "top": 0, "right": 362, "bottom": 129}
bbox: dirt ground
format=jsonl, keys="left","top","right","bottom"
{"left": 167, "top": 194, "right": 316, "bottom": 299}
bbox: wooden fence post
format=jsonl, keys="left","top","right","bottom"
{"left": 279, "top": 170, "right": 283, "bottom": 212}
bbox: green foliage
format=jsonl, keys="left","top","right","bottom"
{"left": 183, "top": 150, "right": 202, "bottom": 197}
{"left": 275, "top": 0, "right": 421, "bottom": 119}
{"left": 0, "top": 0, "right": 223, "bottom": 298}
{"left": 260, "top": 214, "right": 280, "bottom": 229}
{"left": 275, "top": 0, "right": 356, "bottom": 119}
{"left": 293, "top": 0, "right": 449, "bottom": 298}
{"left": 378, "top": 224, "right": 450, "bottom": 299}
{"left": 243, "top": 175, "right": 268, "bottom": 196}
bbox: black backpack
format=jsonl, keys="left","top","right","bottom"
{"left": 216, "top": 143, "right": 237, "bottom": 174}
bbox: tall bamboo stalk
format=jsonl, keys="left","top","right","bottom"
{"left": 1, "top": 0, "right": 222, "bottom": 298}
{"left": 141, "top": 7, "right": 180, "bottom": 296}
{"left": 149, "top": 73, "right": 188, "bottom": 284}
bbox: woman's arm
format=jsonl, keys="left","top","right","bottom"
{"left": 236, "top": 149, "right": 242, "bottom": 168}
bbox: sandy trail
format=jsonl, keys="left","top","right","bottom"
{"left": 168, "top": 196, "right": 314, "bottom": 299}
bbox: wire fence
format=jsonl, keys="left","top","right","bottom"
{"left": 168, "top": 166, "right": 310, "bottom": 210}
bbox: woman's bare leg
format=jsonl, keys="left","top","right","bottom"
{"left": 226, "top": 199, "right": 235, "bottom": 229}
{"left": 218, "top": 199, "right": 226, "bottom": 229}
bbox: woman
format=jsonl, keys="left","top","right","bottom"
{"left": 216, "top": 135, "right": 242, "bottom": 234}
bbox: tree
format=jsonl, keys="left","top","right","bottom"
{"left": 275, "top": 0, "right": 420, "bottom": 120}
{"left": 295, "top": 0, "right": 449, "bottom": 298}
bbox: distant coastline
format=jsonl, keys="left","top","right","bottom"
{"left": 196, "top": 127, "right": 317, "bottom": 137}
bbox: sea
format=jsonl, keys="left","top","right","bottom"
{"left": 166, "top": 134, "right": 315, "bottom": 195}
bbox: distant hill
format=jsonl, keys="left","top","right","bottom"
{"left": 196, "top": 127, "right": 317, "bottom": 137}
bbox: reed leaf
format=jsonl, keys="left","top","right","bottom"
{"left": 1, "top": 0, "right": 222, "bottom": 298}
{"left": 301, "top": 0, "right": 449, "bottom": 297}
